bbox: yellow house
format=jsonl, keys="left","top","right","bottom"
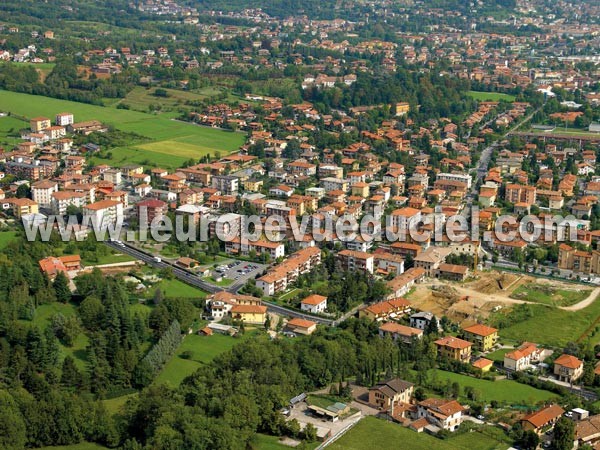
{"left": 395, "top": 102, "right": 410, "bottom": 117}
{"left": 351, "top": 182, "right": 370, "bottom": 198}
{"left": 231, "top": 304, "right": 267, "bottom": 325}
{"left": 472, "top": 357, "right": 493, "bottom": 372}
{"left": 243, "top": 180, "right": 263, "bottom": 192}
{"left": 11, "top": 198, "right": 39, "bottom": 218}
{"left": 462, "top": 324, "right": 498, "bottom": 352}
{"left": 434, "top": 336, "right": 472, "bottom": 362}
{"left": 30, "top": 117, "right": 51, "bottom": 132}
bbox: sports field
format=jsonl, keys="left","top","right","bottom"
{"left": 0, "top": 89, "right": 245, "bottom": 168}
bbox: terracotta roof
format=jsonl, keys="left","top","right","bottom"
{"left": 418, "top": 398, "right": 465, "bottom": 417}
{"left": 522, "top": 404, "right": 564, "bottom": 429}
{"left": 435, "top": 336, "right": 472, "bottom": 350}
{"left": 554, "top": 353, "right": 583, "bottom": 370}
{"left": 287, "top": 318, "right": 316, "bottom": 329}
{"left": 472, "top": 358, "right": 493, "bottom": 369}
{"left": 231, "top": 304, "right": 267, "bottom": 314}
{"left": 379, "top": 322, "right": 423, "bottom": 337}
{"left": 463, "top": 324, "right": 498, "bottom": 337}
{"left": 301, "top": 294, "right": 327, "bottom": 306}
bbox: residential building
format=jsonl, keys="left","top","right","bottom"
{"left": 435, "top": 263, "right": 469, "bottom": 281}
{"left": 554, "top": 353, "right": 584, "bottom": 382}
{"left": 230, "top": 304, "right": 267, "bottom": 325}
{"left": 409, "top": 311, "right": 438, "bottom": 331}
{"left": 256, "top": 247, "right": 321, "bottom": 296}
{"left": 416, "top": 398, "right": 465, "bottom": 432}
{"left": 386, "top": 267, "right": 426, "bottom": 298}
{"left": 212, "top": 175, "right": 239, "bottom": 195}
{"left": 436, "top": 172, "right": 472, "bottom": 189}
{"left": 10, "top": 198, "right": 39, "bottom": 218}
{"left": 521, "top": 404, "right": 565, "bottom": 434}
{"left": 31, "top": 180, "right": 58, "bottom": 208}
{"left": 360, "top": 298, "right": 411, "bottom": 321}
{"left": 137, "top": 198, "right": 168, "bottom": 224}
{"left": 505, "top": 184, "right": 537, "bottom": 205}
{"left": 337, "top": 249, "right": 374, "bottom": 273}
{"left": 38, "top": 254, "right": 81, "bottom": 279}
{"left": 462, "top": 324, "right": 498, "bottom": 352}
{"left": 378, "top": 322, "right": 423, "bottom": 343}
{"left": 51, "top": 191, "right": 87, "bottom": 215}
{"left": 368, "top": 378, "right": 414, "bottom": 410}
{"left": 503, "top": 342, "right": 545, "bottom": 371}
{"left": 30, "top": 117, "right": 51, "bottom": 132}
{"left": 83, "top": 199, "right": 123, "bottom": 226}
{"left": 55, "top": 113, "right": 74, "bottom": 126}
{"left": 286, "top": 318, "right": 317, "bottom": 335}
{"left": 300, "top": 294, "right": 328, "bottom": 314}
{"left": 434, "top": 336, "right": 472, "bottom": 362}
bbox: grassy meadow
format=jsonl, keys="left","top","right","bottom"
{"left": 0, "top": 89, "right": 245, "bottom": 169}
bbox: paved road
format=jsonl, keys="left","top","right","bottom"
{"left": 106, "top": 241, "right": 343, "bottom": 324}
{"left": 106, "top": 241, "right": 221, "bottom": 294}
{"left": 262, "top": 299, "right": 335, "bottom": 325}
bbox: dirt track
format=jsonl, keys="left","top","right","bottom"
{"left": 408, "top": 271, "right": 600, "bottom": 325}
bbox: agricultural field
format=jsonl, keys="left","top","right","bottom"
{"left": 510, "top": 283, "right": 590, "bottom": 307}
{"left": 467, "top": 90, "right": 516, "bottom": 102}
{"left": 154, "top": 331, "right": 260, "bottom": 387}
{"left": 328, "top": 417, "right": 509, "bottom": 450}
{"left": 0, "top": 89, "right": 245, "bottom": 169}
{"left": 425, "top": 370, "right": 556, "bottom": 405}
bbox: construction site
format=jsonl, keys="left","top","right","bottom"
{"left": 408, "top": 270, "right": 597, "bottom": 326}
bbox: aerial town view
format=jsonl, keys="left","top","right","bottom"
{"left": 0, "top": 0, "right": 599, "bottom": 449}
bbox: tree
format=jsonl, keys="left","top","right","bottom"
{"left": 518, "top": 430, "right": 540, "bottom": 450}
{"left": 153, "top": 288, "right": 164, "bottom": 306}
{"left": 53, "top": 272, "right": 72, "bottom": 303}
{"left": 552, "top": 417, "right": 575, "bottom": 450}
{"left": 303, "top": 423, "right": 317, "bottom": 442}
{"left": 79, "top": 296, "right": 105, "bottom": 331}
{"left": 61, "top": 355, "right": 83, "bottom": 389}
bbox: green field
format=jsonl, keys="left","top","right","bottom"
{"left": 0, "top": 230, "right": 17, "bottom": 249}
{"left": 0, "top": 89, "right": 245, "bottom": 169}
{"left": 329, "top": 417, "right": 509, "bottom": 450}
{"left": 510, "top": 284, "right": 590, "bottom": 307}
{"left": 82, "top": 252, "right": 135, "bottom": 266}
{"left": 0, "top": 115, "right": 28, "bottom": 146}
{"left": 495, "top": 297, "right": 600, "bottom": 347}
{"left": 486, "top": 348, "right": 511, "bottom": 363}
{"left": 28, "top": 303, "right": 90, "bottom": 369}
{"left": 102, "top": 392, "right": 137, "bottom": 416}
{"left": 467, "top": 91, "right": 516, "bottom": 102}
{"left": 118, "top": 86, "right": 226, "bottom": 112}
{"left": 154, "top": 332, "right": 258, "bottom": 387}
{"left": 426, "top": 370, "right": 556, "bottom": 405}
{"left": 40, "top": 443, "right": 107, "bottom": 450}
{"left": 150, "top": 278, "right": 208, "bottom": 299}
{"left": 252, "top": 434, "right": 319, "bottom": 450}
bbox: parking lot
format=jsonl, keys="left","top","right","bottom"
{"left": 213, "top": 260, "right": 266, "bottom": 285}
